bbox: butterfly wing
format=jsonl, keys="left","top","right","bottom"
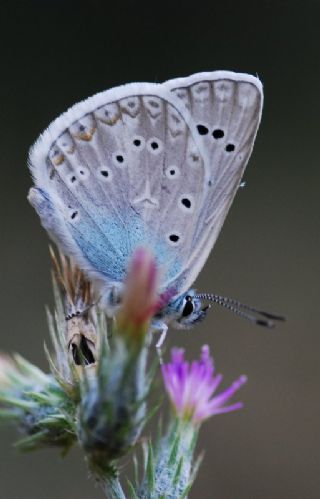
{"left": 29, "top": 72, "right": 263, "bottom": 299}
{"left": 163, "top": 71, "right": 263, "bottom": 292}
{"left": 28, "top": 83, "right": 207, "bottom": 294}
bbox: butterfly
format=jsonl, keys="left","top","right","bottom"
{"left": 28, "top": 71, "right": 283, "bottom": 347}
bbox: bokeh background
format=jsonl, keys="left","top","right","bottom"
{"left": 0, "top": 1, "right": 319, "bottom": 498}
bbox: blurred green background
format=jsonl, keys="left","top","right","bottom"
{"left": 0, "top": 1, "right": 319, "bottom": 498}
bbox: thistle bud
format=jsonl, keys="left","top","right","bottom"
{"left": 0, "top": 354, "right": 76, "bottom": 452}
{"left": 116, "top": 247, "right": 159, "bottom": 344}
{"left": 78, "top": 248, "right": 158, "bottom": 476}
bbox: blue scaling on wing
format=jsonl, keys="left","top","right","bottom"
{"left": 67, "top": 210, "right": 144, "bottom": 282}
{"left": 152, "top": 239, "right": 183, "bottom": 289}
{"left": 67, "top": 207, "right": 182, "bottom": 287}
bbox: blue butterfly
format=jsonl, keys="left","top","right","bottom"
{"left": 28, "top": 71, "right": 283, "bottom": 346}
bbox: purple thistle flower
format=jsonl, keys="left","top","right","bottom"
{"left": 161, "top": 345, "right": 247, "bottom": 424}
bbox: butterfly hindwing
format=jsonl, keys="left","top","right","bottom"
{"left": 29, "top": 84, "right": 206, "bottom": 293}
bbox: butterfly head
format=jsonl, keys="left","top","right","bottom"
{"left": 169, "top": 290, "right": 211, "bottom": 329}
{"left": 164, "top": 290, "right": 285, "bottom": 331}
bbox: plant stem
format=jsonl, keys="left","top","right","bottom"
{"left": 101, "top": 475, "right": 126, "bottom": 499}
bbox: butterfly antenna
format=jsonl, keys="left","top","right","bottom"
{"left": 195, "top": 293, "right": 285, "bottom": 328}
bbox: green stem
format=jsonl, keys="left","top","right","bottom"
{"left": 101, "top": 475, "right": 126, "bottom": 499}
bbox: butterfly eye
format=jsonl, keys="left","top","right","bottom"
{"left": 182, "top": 295, "right": 194, "bottom": 317}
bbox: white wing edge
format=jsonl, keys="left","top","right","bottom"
{"left": 28, "top": 71, "right": 263, "bottom": 188}
{"left": 165, "top": 70, "right": 264, "bottom": 151}
{"left": 28, "top": 81, "right": 195, "bottom": 189}
{"left": 164, "top": 69, "right": 263, "bottom": 95}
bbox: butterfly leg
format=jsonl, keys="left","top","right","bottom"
{"left": 65, "top": 299, "right": 100, "bottom": 321}
{"left": 156, "top": 324, "right": 168, "bottom": 349}
{"left": 148, "top": 321, "right": 168, "bottom": 362}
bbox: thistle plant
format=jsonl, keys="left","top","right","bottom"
{"left": 0, "top": 247, "right": 247, "bottom": 498}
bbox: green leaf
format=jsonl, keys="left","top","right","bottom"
{"left": 146, "top": 439, "right": 155, "bottom": 492}
{"left": 180, "top": 482, "right": 192, "bottom": 499}
{"left": 0, "top": 395, "right": 37, "bottom": 410}
{"left": 0, "top": 409, "right": 20, "bottom": 420}
{"left": 37, "top": 414, "right": 70, "bottom": 428}
{"left": 14, "top": 431, "right": 48, "bottom": 451}
{"left": 44, "top": 342, "right": 66, "bottom": 388}
{"left": 51, "top": 269, "right": 65, "bottom": 322}
{"left": 173, "top": 456, "right": 184, "bottom": 486}
{"left": 23, "top": 391, "right": 53, "bottom": 405}
{"left": 13, "top": 354, "right": 48, "bottom": 384}
{"left": 155, "top": 415, "right": 163, "bottom": 453}
{"left": 46, "top": 306, "right": 61, "bottom": 355}
{"left": 126, "top": 479, "right": 139, "bottom": 499}
{"left": 168, "top": 432, "right": 181, "bottom": 466}
{"left": 132, "top": 453, "right": 139, "bottom": 487}
{"left": 190, "top": 451, "right": 204, "bottom": 485}
{"left": 188, "top": 427, "right": 199, "bottom": 456}
{"left": 145, "top": 399, "right": 162, "bottom": 424}
{"left": 141, "top": 438, "right": 149, "bottom": 472}
{"left": 180, "top": 452, "right": 204, "bottom": 498}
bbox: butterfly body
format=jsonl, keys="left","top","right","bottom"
{"left": 28, "top": 71, "right": 264, "bottom": 333}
